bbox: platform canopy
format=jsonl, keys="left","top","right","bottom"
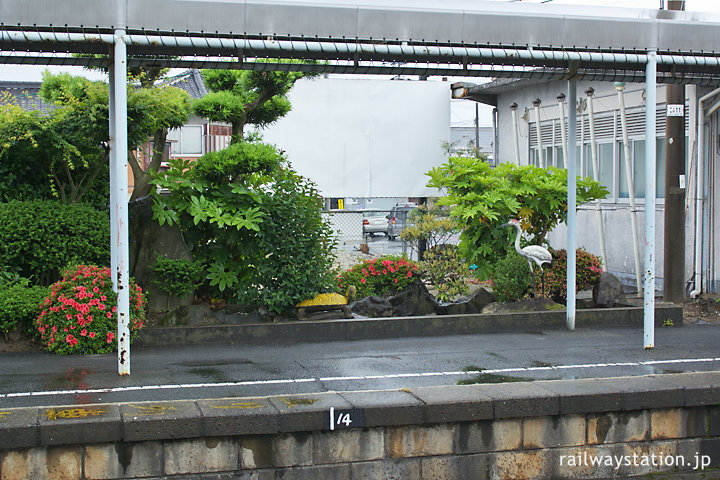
{"left": 2, "top": 0, "right": 720, "bottom": 84}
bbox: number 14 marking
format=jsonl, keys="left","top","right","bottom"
{"left": 329, "top": 407, "right": 352, "bottom": 430}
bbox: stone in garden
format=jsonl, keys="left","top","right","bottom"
{"left": 129, "top": 196, "right": 194, "bottom": 312}
{"left": 481, "top": 297, "right": 563, "bottom": 314}
{"left": 592, "top": 272, "right": 627, "bottom": 308}
{"left": 387, "top": 279, "right": 439, "bottom": 316}
{"left": 349, "top": 296, "right": 394, "bottom": 318}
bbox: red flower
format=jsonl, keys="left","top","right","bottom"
{"left": 65, "top": 335, "right": 78, "bottom": 346}
{"left": 80, "top": 329, "right": 87, "bottom": 337}
{"left": 106, "top": 332, "right": 115, "bottom": 343}
{"left": 89, "top": 332, "right": 96, "bottom": 339}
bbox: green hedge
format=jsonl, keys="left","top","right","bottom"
{"left": 0, "top": 200, "right": 110, "bottom": 285}
{"left": 0, "top": 283, "right": 49, "bottom": 335}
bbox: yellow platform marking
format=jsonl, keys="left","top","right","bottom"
{"left": 208, "top": 401, "right": 264, "bottom": 410}
{"left": 126, "top": 404, "right": 178, "bottom": 416}
{"left": 46, "top": 407, "right": 108, "bottom": 421}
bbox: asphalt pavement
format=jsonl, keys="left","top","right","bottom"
{"left": 1, "top": 323, "right": 719, "bottom": 410}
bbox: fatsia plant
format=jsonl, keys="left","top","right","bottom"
{"left": 149, "top": 141, "right": 336, "bottom": 313}
{"left": 426, "top": 158, "right": 608, "bottom": 279}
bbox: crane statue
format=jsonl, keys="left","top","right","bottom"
{"left": 499, "top": 219, "right": 554, "bottom": 297}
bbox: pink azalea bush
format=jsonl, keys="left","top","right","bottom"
{"left": 337, "top": 255, "right": 418, "bottom": 298}
{"left": 36, "top": 265, "right": 146, "bottom": 355}
{"left": 542, "top": 249, "right": 603, "bottom": 301}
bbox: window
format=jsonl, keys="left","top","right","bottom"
{"left": 618, "top": 138, "right": 666, "bottom": 199}
{"left": 167, "top": 125, "right": 203, "bottom": 156}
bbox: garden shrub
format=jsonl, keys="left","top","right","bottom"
{"left": 420, "top": 245, "right": 471, "bottom": 302}
{"left": 492, "top": 252, "right": 532, "bottom": 302}
{"left": 543, "top": 249, "right": 603, "bottom": 301}
{"left": 151, "top": 143, "right": 337, "bottom": 315}
{"left": 0, "top": 283, "right": 49, "bottom": 336}
{"left": 36, "top": 265, "right": 146, "bottom": 355}
{"left": 337, "top": 255, "right": 418, "bottom": 299}
{"left": 150, "top": 255, "right": 204, "bottom": 298}
{"left": 0, "top": 200, "right": 110, "bottom": 285}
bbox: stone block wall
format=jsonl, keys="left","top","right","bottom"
{"left": 1, "top": 372, "right": 720, "bottom": 479}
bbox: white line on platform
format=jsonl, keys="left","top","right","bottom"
{"left": 1, "top": 358, "right": 717, "bottom": 400}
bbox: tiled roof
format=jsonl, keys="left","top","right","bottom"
{"left": 163, "top": 69, "right": 208, "bottom": 99}
{"left": 0, "top": 81, "right": 55, "bottom": 113}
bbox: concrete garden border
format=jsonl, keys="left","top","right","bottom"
{"left": 134, "top": 304, "right": 682, "bottom": 348}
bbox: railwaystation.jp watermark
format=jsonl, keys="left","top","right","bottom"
{"left": 559, "top": 452, "right": 712, "bottom": 471}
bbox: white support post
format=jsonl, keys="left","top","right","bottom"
{"left": 510, "top": 103, "right": 521, "bottom": 165}
{"left": 109, "top": 53, "right": 117, "bottom": 292}
{"left": 533, "top": 99, "right": 544, "bottom": 167}
{"left": 557, "top": 93, "right": 568, "bottom": 169}
{"left": 566, "top": 79, "right": 577, "bottom": 331}
{"left": 111, "top": 29, "right": 131, "bottom": 375}
{"left": 586, "top": 88, "right": 608, "bottom": 269}
{"left": 644, "top": 50, "right": 657, "bottom": 350}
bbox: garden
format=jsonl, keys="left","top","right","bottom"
{"left": 0, "top": 66, "right": 612, "bottom": 355}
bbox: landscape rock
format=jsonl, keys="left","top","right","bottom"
{"left": 592, "top": 272, "right": 627, "bottom": 308}
{"left": 129, "top": 196, "right": 194, "bottom": 313}
{"left": 213, "top": 304, "right": 264, "bottom": 324}
{"left": 481, "top": 297, "right": 564, "bottom": 314}
{"left": 386, "top": 280, "right": 438, "bottom": 316}
{"left": 161, "top": 304, "right": 217, "bottom": 326}
{"left": 350, "top": 296, "right": 395, "bottom": 318}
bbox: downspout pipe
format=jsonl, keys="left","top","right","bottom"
{"left": 557, "top": 93, "right": 568, "bottom": 169}
{"left": 510, "top": 103, "right": 521, "bottom": 165}
{"left": 492, "top": 107, "right": 499, "bottom": 166}
{"left": 689, "top": 86, "right": 720, "bottom": 298}
{"left": 586, "top": 87, "right": 608, "bottom": 268}
{"left": 533, "top": 98, "right": 544, "bottom": 167}
{"left": 615, "top": 82, "right": 643, "bottom": 295}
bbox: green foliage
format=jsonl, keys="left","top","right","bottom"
{"left": 400, "top": 204, "right": 460, "bottom": 252}
{"left": 542, "top": 249, "right": 603, "bottom": 301}
{"left": 492, "top": 252, "right": 532, "bottom": 302}
{"left": 337, "top": 256, "right": 418, "bottom": 298}
{"left": 150, "top": 255, "right": 204, "bottom": 298}
{"left": 420, "top": 245, "right": 471, "bottom": 302}
{"left": 36, "top": 265, "right": 146, "bottom": 355}
{"left": 400, "top": 205, "right": 469, "bottom": 301}
{"left": 195, "top": 63, "right": 315, "bottom": 143}
{"left": 0, "top": 72, "right": 190, "bottom": 206}
{"left": 0, "top": 200, "right": 110, "bottom": 286}
{"left": 0, "top": 282, "right": 49, "bottom": 335}
{"left": 150, "top": 142, "right": 336, "bottom": 315}
{"left": 426, "top": 158, "right": 609, "bottom": 279}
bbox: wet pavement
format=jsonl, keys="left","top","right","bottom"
{"left": 1, "top": 323, "right": 719, "bottom": 409}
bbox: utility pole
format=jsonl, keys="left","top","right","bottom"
{"left": 663, "top": 0, "right": 686, "bottom": 303}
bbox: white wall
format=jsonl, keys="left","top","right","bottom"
{"left": 260, "top": 77, "right": 451, "bottom": 198}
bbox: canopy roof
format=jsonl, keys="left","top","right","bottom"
{"left": 1, "top": 0, "right": 719, "bottom": 84}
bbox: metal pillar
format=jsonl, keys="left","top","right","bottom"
{"left": 616, "top": 82, "right": 643, "bottom": 295}
{"left": 111, "top": 29, "right": 131, "bottom": 375}
{"left": 644, "top": 50, "right": 657, "bottom": 350}
{"left": 510, "top": 103, "right": 521, "bottom": 165}
{"left": 585, "top": 87, "right": 608, "bottom": 269}
{"left": 557, "top": 93, "right": 568, "bottom": 169}
{"left": 566, "top": 79, "right": 577, "bottom": 331}
{"left": 533, "top": 98, "right": 544, "bottom": 167}
{"left": 109, "top": 51, "right": 117, "bottom": 292}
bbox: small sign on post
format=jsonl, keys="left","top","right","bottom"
{"left": 667, "top": 104, "right": 684, "bottom": 117}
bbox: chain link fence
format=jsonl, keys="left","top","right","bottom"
{"left": 323, "top": 209, "right": 417, "bottom": 261}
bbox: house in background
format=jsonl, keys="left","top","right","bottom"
{"left": 456, "top": 77, "right": 720, "bottom": 295}
{"left": 136, "top": 69, "right": 231, "bottom": 170}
